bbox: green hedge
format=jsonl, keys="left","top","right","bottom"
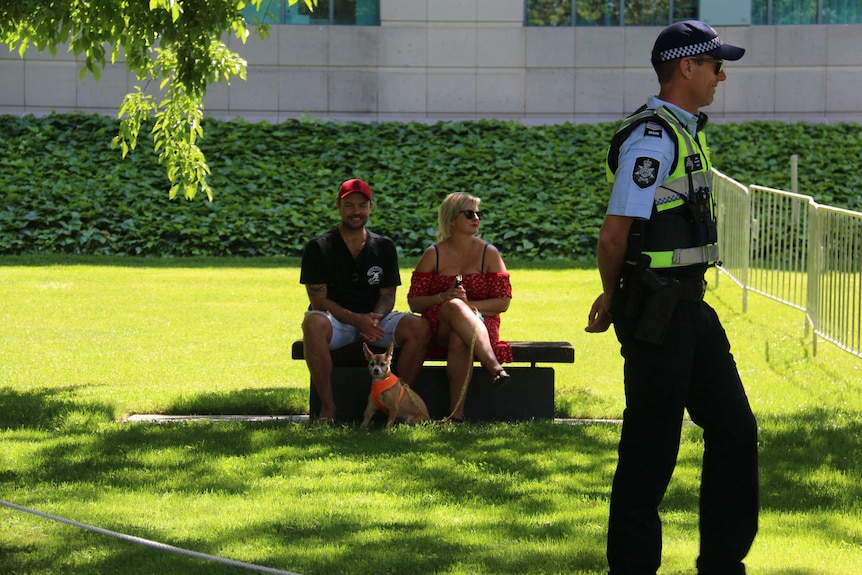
{"left": 1, "top": 113, "right": 859, "bottom": 260}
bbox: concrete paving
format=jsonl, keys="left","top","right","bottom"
{"left": 122, "top": 414, "right": 630, "bottom": 425}
{"left": 123, "top": 414, "right": 311, "bottom": 424}
{"left": 122, "top": 414, "right": 704, "bottom": 427}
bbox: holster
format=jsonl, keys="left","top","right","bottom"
{"left": 634, "top": 272, "right": 680, "bottom": 344}
{"left": 620, "top": 258, "right": 680, "bottom": 344}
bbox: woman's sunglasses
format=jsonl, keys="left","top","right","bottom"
{"left": 460, "top": 209, "right": 484, "bottom": 220}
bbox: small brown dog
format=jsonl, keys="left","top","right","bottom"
{"left": 360, "top": 342, "right": 430, "bottom": 429}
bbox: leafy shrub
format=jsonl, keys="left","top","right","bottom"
{"left": 1, "top": 113, "right": 859, "bottom": 259}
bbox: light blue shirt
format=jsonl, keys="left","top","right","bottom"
{"left": 607, "top": 96, "right": 700, "bottom": 219}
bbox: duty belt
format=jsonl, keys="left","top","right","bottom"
{"left": 642, "top": 244, "right": 720, "bottom": 268}
{"left": 671, "top": 278, "right": 707, "bottom": 302}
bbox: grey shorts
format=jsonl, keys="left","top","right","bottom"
{"left": 304, "top": 310, "right": 411, "bottom": 350}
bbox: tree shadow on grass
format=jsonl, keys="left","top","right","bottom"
{"left": 3, "top": 408, "right": 858, "bottom": 575}
{"left": 0, "top": 385, "right": 115, "bottom": 431}
{"left": 5, "top": 421, "right": 616, "bottom": 574}
{"left": 661, "top": 408, "right": 862, "bottom": 518}
{"left": 2, "top": 514, "right": 603, "bottom": 575}
{"left": 162, "top": 386, "right": 309, "bottom": 416}
{"left": 758, "top": 408, "right": 862, "bottom": 512}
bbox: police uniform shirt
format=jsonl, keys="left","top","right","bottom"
{"left": 607, "top": 95, "right": 701, "bottom": 219}
{"left": 300, "top": 227, "right": 401, "bottom": 314}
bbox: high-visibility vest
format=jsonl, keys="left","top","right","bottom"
{"left": 607, "top": 106, "right": 720, "bottom": 269}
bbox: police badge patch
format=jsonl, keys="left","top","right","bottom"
{"left": 633, "top": 157, "right": 659, "bottom": 189}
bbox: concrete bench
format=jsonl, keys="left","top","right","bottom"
{"left": 291, "top": 340, "right": 575, "bottom": 424}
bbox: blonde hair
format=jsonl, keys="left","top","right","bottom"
{"left": 437, "top": 192, "right": 481, "bottom": 242}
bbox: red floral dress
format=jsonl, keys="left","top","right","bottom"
{"left": 408, "top": 271, "right": 513, "bottom": 363}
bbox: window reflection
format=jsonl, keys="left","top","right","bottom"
{"left": 242, "top": 0, "right": 380, "bottom": 26}
{"left": 525, "top": 0, "right": 861, "bottom": 25}
{"left": 525, "top": 0, "right": 697, "bottom": 26}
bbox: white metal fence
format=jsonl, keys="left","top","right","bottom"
{"left": 713, "top": 168, "right": 862, "bottom": 359}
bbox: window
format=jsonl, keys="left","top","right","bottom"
{"left": 525, "top": 0, "right": 862, "bottom": 25}
{"left": 242, "top": 0, "right": 380, "bottom": 25}
{"left": 525, "top": 0, "right": 697, "bottom": 26}
{"left": 752, "top": 0, "right": 862, "bottom": 24}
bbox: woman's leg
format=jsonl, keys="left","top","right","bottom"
{"left": 436, "top": 299, "right": 508, "bottom": 377}
{"left": 445, "top": 333, "right": 471, "bottom": 420}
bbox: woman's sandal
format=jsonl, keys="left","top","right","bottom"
{"left": 492, "top": 369, "right": 511, "bottom": 387}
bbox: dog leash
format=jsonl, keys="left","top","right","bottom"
{"left": 369, "top": 306, "right": 479, "bottom": 425}
{"left": 403, "top": 385, "right": 430, "bottom": 419}
{"left": 442, "top": 307, "right": 480, "bottom": 423}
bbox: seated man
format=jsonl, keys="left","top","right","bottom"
{"left": 300, "top": 178, "right": 431, "bottom": 422}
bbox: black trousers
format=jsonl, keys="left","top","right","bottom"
{"left": 607, "top": 298, "right": 759, "bottom": 575}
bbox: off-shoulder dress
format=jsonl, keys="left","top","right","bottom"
{"left": 407, "top": 244, "right": 513, "bottom": 362}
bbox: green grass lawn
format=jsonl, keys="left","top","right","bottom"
{"left": 1, "top": 256, "right": 860, "bottom": 574}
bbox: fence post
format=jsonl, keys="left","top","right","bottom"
{"left": 742, "top": 185, "right": 750, "bottom": 314}
{"left": 807, "top": 200, "right": 819, "bottom": 356}
{"left": 791, "top": 154, "right": 798, "bottom": 196}
{"left": 790, "top": 154, "right": 808, "bottom": 335}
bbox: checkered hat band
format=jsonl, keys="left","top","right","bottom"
{"left": 659, "top": 38, "right": 722, "bottom": 61}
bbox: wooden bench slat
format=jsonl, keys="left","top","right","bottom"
{"left": 291, "top": 340, "right": 574, "bottom": 365}
{"left": 509, "top": 341, "right": 575, "bottom": 364}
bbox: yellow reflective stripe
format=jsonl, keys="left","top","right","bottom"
{"left": 656, "top": 199, "right": 684, "bottom": 212}
{"left": 644, "top": 245, "right": 720, "bottom": 268}
{"left": 642, "top": 251, "right": 677, "bottom": 268}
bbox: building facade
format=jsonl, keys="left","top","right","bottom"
{"left": 1, "top": 0, "right": 861, "bottom": 124}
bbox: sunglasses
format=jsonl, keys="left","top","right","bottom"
{"left": 460, "top": 209, "right": 484, "bottom": 220}
{"left": 689, "top": 57, "right": 724, "bottom": 75}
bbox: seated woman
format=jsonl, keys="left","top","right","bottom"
{"left": 407, "top": 192, "right": 512, "bottom": 423}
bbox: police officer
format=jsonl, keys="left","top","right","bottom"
{"left": 585, "top": 21, "right": 759, "bottom": 575}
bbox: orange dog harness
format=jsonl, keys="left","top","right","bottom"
{"left": 371, "top": 373, "right": 403, "bottom": 412}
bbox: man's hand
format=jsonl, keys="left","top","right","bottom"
{"left": 585, "top": 293, "right": 613, "bottom": 333}
{"left": 358, "top": 312, "right": 385, "bottom": 343}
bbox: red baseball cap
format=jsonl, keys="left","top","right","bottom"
{"left": 337, "top": 179, "right": 373, "bottom": 201}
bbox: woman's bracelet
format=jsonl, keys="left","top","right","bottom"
{"left": 437, "top": 292, "right": 444, "bottom": 303}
